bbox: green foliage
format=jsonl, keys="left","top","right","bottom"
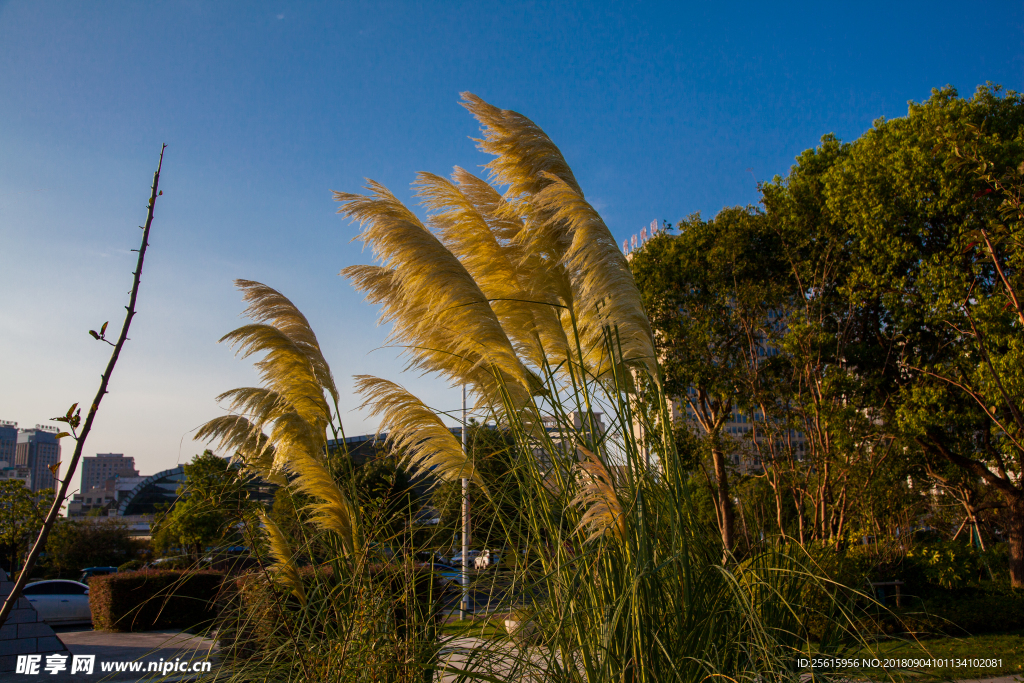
{"left": 151, "top": 450, "right": 258, "bottom": 560}
{"left": 630, "top": 208, "right": 789, "bottom": 552}
{"left": 0, "top": 480, "right": 51, "bottom": 575}
{"left": 353, "top": 453, "right": 416, "bottom": 537}
{"left": 42, "top": 518, "right": 141, "bottom": 578}
{"left": 631, "top": 85, "right": 1024, "bottom": 584}
{"left": 89, "top": 569, "right": 224, "bottom": 632}
{"left": 908, "top": 540, "right": 984, "bottom": 590}
{"left": 430, "top": 422, "right": 527, "bottom": 553}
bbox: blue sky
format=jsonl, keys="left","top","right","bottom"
{"left": 1, "top": 0, "right": 1022, "bottom": 479}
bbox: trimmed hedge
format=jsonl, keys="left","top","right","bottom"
{"left": 90, "top": 569, "right": 225, "bottom": 632}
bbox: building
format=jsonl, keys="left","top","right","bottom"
{"left": 115, "top": 466, "right": 186, "bottom": 517}
{"left": 0, "top": 460, "right": 32, "bottom": 489}
{"left": 0, "top": 421, "right": 18, "bottom": 465}
{"left": 80, "top": 453, "right": 139, "bottom": 492}
{"left": 15, "top": 426, "right": 61, "bottom": 492}
{"left": 67, "top": 476, "right": 146, "bottom": 518}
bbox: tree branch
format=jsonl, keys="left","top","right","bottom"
{"left": 0, "top": 145, "right": 165, "bottom": 628}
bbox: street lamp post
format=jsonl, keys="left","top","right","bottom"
{"left": 460, "top": 384, "right": 470, "bottom": 620}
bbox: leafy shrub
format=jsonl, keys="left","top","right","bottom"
{"left": 42, "top": 518, "right": 141, "bottom": 578}
{"left": 89, "top": 569, "right": 224, "bottom": 631}
{"left": 148, "top": 556, "right": 192, "bottom": 570}
{"left": 907, "top": 540, "right": 982, "bottom": 590}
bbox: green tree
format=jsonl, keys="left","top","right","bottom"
{"left": 151, "top": 450, "right": 257, "bottom": 561}
{"left": 0, "top": 482, "right": 52, "bottom": 576}
{"left": 430, "top": 423, "right": 526, "bottom": 556}
{"left": 760, "top": 132, "right": 904, "bottom": 548}
{"left": 777, "top": 84, "right": 1024, "bottom": 586}
{"left": 630, "top": 208, "right": 786, "bottom": 555}
{"left": 354, "top": 454, "right": 416, "bottom": 541}
{"left": 43, "top": 518, "right": 140, "bottom": 578}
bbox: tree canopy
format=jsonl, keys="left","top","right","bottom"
{"left": 633, "top": 84, "right": 1024, "bottom": 586}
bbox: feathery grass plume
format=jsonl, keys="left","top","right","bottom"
{"left": 260, "top": 511, "right": 306, "bottom": 606}
{"left": 459, "top": 91, "right": 582, "bottom": 214}
{"left": 193, "top": 414, "right": 284, "bottom": 485}
{"left": 343, "top": 263, "right": 539, "bottom": 415}
{"left": 234, "top": 280, "right": 340, "bottom": 406}
{"left": 336, "top": 181, "right": 535, "bottom": 394}
{"left": 459, "top": 93, "right": 576, "bottom": 297}
{"left": 533, "top": 172, "right": 658, "bottom": 380}
{"left": 219, "top": 324, "right": 332, "bottom": 431}
{"left": 451, "top": 166, "right": 575, "bottom": 328}
{"left": 267, "top": 411, "right": 361, "bottom": 555}
{"left": 569, "top": 446, "right": 625, "bottom": 543}
{"left": 417, "top": 170, "right": 573, "bottom": 374}
{"left": 415, "top": 171, "right": 544, "bottom": 366}
{"left": 342, "top": 263, "right": 478, "bottom": 380}
{"left": 211, "top": 386, "right": 324, "bottom": 478}
{"left": 460, "top": 93, "right": 656, "bottom": 386}
{"left": 355, "top": 375, "right": 483, "bottom": 488}
{"left": 197, "top": 281, "right": 361, "bottom": 555}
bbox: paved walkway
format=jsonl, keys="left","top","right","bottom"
{"left": 7, "top": 628, "right": 1020, "bottom": 683}
{"left": 4, "top": 628, "right": 217, "bottom": 682}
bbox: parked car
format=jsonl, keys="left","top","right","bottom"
{"left": 22, "top": 580, "right": 91, "bottom": 624}
{"left": 79, "top": 566, "right": 118, "bottom": 583}
{"left": 449, "top": 550, "right": 481, "bottom": 567}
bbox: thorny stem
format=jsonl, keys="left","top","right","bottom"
{"left": 0, "top": 145, "right": 165, "bottom": 628}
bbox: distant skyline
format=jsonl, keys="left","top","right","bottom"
{"left": 1, "top": 0, "right": 1022, "bottom": 480}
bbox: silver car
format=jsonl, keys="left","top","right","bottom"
{"left": 22, "top": 580, "right": 92, "bottom": 624}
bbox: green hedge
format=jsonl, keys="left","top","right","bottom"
{"left": 90, "top": 569, "right": 225, "bottom": 632}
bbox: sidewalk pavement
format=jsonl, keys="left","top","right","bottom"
{"left": 7, "top": 628, "right": 1019, "bottom": 683}
{"left": 3, "top": 627, "right": 217, "bottom": 683}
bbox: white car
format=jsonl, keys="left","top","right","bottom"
{"left": 22, "top": 580, "right": 92, "bottom": 624}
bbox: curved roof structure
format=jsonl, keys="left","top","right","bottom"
{"left": 116, "top": 465, "right": 185, "bottom": 516}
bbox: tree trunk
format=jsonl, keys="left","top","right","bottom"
{"left": 794, "top": 487, "right": 806, "bottom": 545}
{"left": 1009, "top": 496, "right": 1024, "bottom": 589}
{"left": 712, "top": 447, "right": 734, "bottom": 558}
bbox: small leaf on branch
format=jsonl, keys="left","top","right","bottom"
{"left": 66, "top": 403, "right": 78, "bottom": 418}
{"left": 100, "top": 322, "right": 108, "bottom": 335}
{"left": 47, "top": 462, "right": 61, "bottom": 477}
{"left": 54, "top": 432, "right": 70, "bottom": 440}
{"left": 89, "top": 330, "right": 100, "bottom": 339}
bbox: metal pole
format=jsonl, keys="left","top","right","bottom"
{"left": 461, "top": 384, "right": 470, "bottom": 620}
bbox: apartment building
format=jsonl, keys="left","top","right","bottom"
{"left": 14, "top": 426, "right": 61, "bottom": 492}
{"left": 80, "top": 453, "right": 139, "bottom": 492}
